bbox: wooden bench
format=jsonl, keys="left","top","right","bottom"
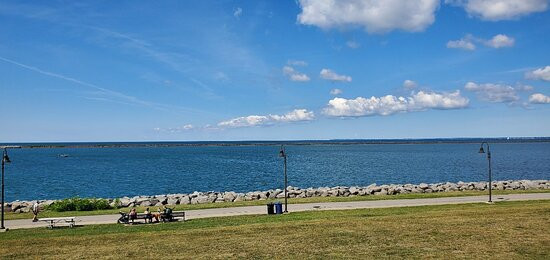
{"left": 38, "top": 217, "right": 76, "bottom": 228}
{"left": 118, "top": 211, "right": 185, "bottom": 224}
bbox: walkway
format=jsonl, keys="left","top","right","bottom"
{"left": 4, "top": 193, "right": 550, "bottom": 230}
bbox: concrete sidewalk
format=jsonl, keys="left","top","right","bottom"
{"left": 4, "top": 193, "right": 550, "bottom": 230}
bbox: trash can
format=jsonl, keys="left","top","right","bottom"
{"left": 267, "top": 202, "right": 275, "bottom": 215}
{"left": 274, "top": 202, "right": 283, "bottom": 214}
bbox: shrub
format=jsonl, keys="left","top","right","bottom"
{"left": 47, "top": 197, "right": 113, "bottom": 212}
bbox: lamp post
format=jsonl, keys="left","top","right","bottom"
{"left": 1, "top": 146, "right": 21, "bottom": 230}
{"left": 278, "top": 145, "right": 288, "bottom": 213}
{"left": 478, "top": 142, "right": 492, "bottom": 203}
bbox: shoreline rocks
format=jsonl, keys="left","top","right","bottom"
{"left": 4, "top": 179, "right": 549, "bottom": 213}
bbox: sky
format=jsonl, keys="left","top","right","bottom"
{"left": 1, "top": 0, "right": 549, "bottom": 142}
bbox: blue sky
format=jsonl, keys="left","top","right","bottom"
{"left": 1, "top": 0, "right": 549, "bottom": 142}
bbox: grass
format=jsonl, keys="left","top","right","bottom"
{"left": 5, "top": 188, "right": 550, "bottom": 220}
{"left": 0, "top": 200, "right": 549, "bottom": 259}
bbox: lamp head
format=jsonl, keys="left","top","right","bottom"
{"left": 279, "top": 146, "right": 285, "bottom": 157}
{"left": 2, "top": 152, "right": 10, "bottom": 163}
{"left": 478, "top": 146, "right": 485, "bottom": 154}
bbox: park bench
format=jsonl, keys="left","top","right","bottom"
{"left": 117, "top": 210, "right": 185, "bottom": 224}
{"left": 38, "top": 217, "right": 76, "bottom": 228}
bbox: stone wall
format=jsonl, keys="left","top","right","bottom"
{"left": 4, "top": 179, "right": 549, "bottom": 213}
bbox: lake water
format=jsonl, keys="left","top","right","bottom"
{"left": 3, "top": 142, "right": 550, "bottom": 201}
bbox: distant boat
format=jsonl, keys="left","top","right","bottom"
{"left": 59, "top": 154, "right": 69, "bottom": 158}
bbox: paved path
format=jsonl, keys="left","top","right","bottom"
{"left": 4, "top": 193, "right": 550, "bottom": 230}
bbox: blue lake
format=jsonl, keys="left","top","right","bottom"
{"left": 3, "top": 142, "right": 550, "bottom": 201}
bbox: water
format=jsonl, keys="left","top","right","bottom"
{"left": 3, "top": 142, "right": 550, "bottom": 201}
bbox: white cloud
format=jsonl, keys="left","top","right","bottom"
{"left": 233, "top": 7, "right": 242, "bottom": 18}
{"left": 525, "top": 66, "right": 550, "bottom": 81}
{"left": 297, "top": 0, "right": 440, "bottom": 33}
{"left": 218, "top": 109, "right": 315, "bottom": 128}
{"left": 448, "top": 34, "right": 515, "bottom": 50}
{"left": 403, "top": 80, "right": 418, "bottom": 89}
{"left": 323, "top": 90, "right": 469, "bottom": 117}
{"left": 485, "top": 34, "right": 515, "bottom": 48}
{"left": 346, "top": 41, "right": 360, "bottom": 49}
{"left": 447, "top": 0, "right": 549, "bottom": 21}
{"left": 283, "top": 66, "right": 310, "bottom": 82}
{"left": 330, "top": 88, "right": 343, "bottom": 95}
{"left": 287, "top": 60, "right": 308, "bottom": 66}
{"left": 156, "top": 124, "right": 195, "bottom": 133}
{"left": 528, "top": 93, "right": 550, "bottom": 104}
{"left": 447, "top": 37, "right": 476, "bottom": 50}
{"left": 464, "top": 82, "right": 525, "bottom": 103}
{"left": 320, "top": 69, "right": 352, "bottom": 82}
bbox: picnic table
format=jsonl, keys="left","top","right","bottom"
{"left": 38, "top": 217, "right": 76, "bottom": 228}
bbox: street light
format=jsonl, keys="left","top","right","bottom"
{"left": 278, "top": 145, "right": 288, "bottom": 213}
{"left": 1, "top": 146, "right": 21, "bottom": 230}
{"left": 478, "top": 142, "right": 492, "bottom": 203}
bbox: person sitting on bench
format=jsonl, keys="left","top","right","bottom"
{"left": 143, "top": 207, "right": 153, "bottom": 223}
{"left": 161, "top": 206, "right": 173, "bottom": 222}
{"left": 152, "top": 207, "right": 161, "bottom": 223}
{"left": 129, "top": 208, "right": 137, "bottom": 223}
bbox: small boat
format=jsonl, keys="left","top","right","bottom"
{"left": 59, "top": 154, "right": 69, "bottom": 158}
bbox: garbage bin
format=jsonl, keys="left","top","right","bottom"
{"left": 274, "top": 202, "right": 283, "bottom": 214}
{"left": 267, "top": 202, "right": 275, "bottom": 215}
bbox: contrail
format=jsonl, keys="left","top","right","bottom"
{"left": 0, "top": 55, "right": 153, "bottom": 107}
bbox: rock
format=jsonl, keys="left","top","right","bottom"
{"left": 180, "top": 196, "right": 191, "bottom": 205}
{"left": 418, "top": 183, "right": 429, "bottom": 190}
{"left": 234, "top": 194, "right": 245, "bottom": 202}
{"left": 166, "top": 198, "right": 179, "bottom": 205}
{"left": 374, "top": 190, "right": 388, "bottom": 196}
{"left": 224, "top": 192, "right": 237, "bottom": 202}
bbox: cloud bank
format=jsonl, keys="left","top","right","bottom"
{"left": 218, "top": 109, "right": 315, "bottom": 128}
{"left": 323, "top": 90, "right": 469, "bottom": 117}
{"left": 297, "top": 0, "right": 440, "bottom": 33}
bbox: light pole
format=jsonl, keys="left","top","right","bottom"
{"left": 278, "top": 145, "right": 288, "bottom": 213}
{"left": 478, "top": 142, "right": 492, "bottom": 203}
{"left": 1, "top": 146, "right": 21, "bottom": 230}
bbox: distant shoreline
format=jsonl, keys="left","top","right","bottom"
{"left": 2, "top": 137, "right": 550, "bottom": 149}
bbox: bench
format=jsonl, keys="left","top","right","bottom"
{"left": 38, "top": 217, "right": 76, "bottom": 228}
{"left": 117, "top": 211, "right": 185, "bottom": 224}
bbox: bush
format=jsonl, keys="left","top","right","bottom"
{"left": 47, "top": 197, "right": 113, "bottom": 212}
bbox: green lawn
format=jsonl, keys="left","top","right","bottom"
{"left": 1, "top": 200, "right": 549, "bottom": 259}
{"left": 5, "top": 189, "right": 550, "bottom": 220}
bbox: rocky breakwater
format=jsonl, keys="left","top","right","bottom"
{"left": 4, "top": 179, "right": 550, "bottom": 213}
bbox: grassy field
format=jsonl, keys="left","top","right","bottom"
{"left": 1, "top": 200, "right": 549, "bottom": 259}
{"left": 5, "top": 188, "right": 550, "bottom": 220}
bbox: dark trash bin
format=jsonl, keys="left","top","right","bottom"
{"left": 274, "top": 202, "right": 283, "bottom": 214}
{"left": 267, "top": 202, "right": 275, "bottom": 215}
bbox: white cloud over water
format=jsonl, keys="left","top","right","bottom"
{"left": 218, "top": 109, "right": 315, "bottom": 128}
{"left": 323, "top": 90, "right": 469, "bottom": 117}
{"left": 447, "top": 0, "right": 549, "bottom": 21}
{"left": 297, "top": 0, "right": 440, "bottom": 33}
